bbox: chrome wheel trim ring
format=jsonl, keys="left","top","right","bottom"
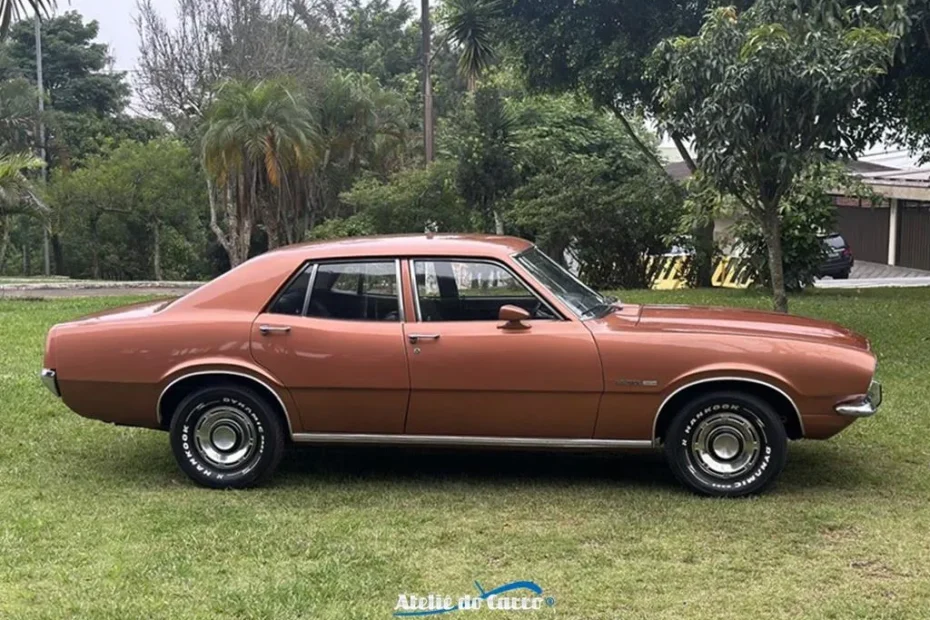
{"left": 193, "top": 407, "right": 258, "bottom": 469}
{"left": 689, "top": 411, "right": 761, "bottom": 479}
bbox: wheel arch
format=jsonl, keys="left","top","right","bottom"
{"left": 157, "top": 370, "right": 294, "bottom": 436}
{"left": 652, "top": 376, "right": 804, "bottom": 444}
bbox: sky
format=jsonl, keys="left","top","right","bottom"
{"left": 67, "top": 0, "right": 176, "bottom": 73}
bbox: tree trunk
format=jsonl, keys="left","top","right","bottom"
{"left": 761, "top": 205, "right": 788, "bottom": 313}
{"left": 51, "top": 232, "right": 63, "bottom": 276}
{"left": 421, "top": 0, "right": 434, "bottom": 163}
{"left": 0, "top": 216, "right": 10, "bottom": 273}
{"left": 152, "top": 220, "right": 162, "bottom": 281}
{"left": 493, "top": 210, "right": 504, "bottom": 235}
{"left": 671, "top": 133, "right": 715, "bottom": 288}
{"left": 90, "top": 217, "right": 100, "bottom": 279}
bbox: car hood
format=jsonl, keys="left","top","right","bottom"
{"left": 597, "top": 304, "right": 870, "bottom": 351}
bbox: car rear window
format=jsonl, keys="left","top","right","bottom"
{"left": 824, "top": 234, "right": 846, "bottom": 249}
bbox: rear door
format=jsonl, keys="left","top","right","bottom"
{"left": 251, "top": 259, "right": 410, "bottom": 434}
{"left": 402, "top": 258, "right": 603, "bottom": 438}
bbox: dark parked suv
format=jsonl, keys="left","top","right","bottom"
{"left": 818, "top": 233, "right": 854, "bottom": 279}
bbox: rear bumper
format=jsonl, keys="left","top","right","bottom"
{"left": 835, "top": 380, "right": 882, "bottom": 417}
{"left": 40, "top": 368, "right": 61, "bottom": 398}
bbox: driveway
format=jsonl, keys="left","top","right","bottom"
{"left": 816, "top": 261, "right": 930, "bottom": 288}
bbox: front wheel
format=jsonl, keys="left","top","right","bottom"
{"left": 664, "top": 391, "right": 787, "bottom": 497}
{"left": 169, "top": 383, "right": 285, "bottom": 489}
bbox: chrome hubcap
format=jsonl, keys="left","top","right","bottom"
{"left": 194, "top": 407, "right": 257, "bottom": 469}
{"left": 690, "top": 412, "right": 761, "bottom": 479}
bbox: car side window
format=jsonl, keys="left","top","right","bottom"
{"left": 413, "top": 260, "right": 557, "bottom": 322}
{"left": 268, "top": 265, "right": 312, "bottom": 316}
{"left": 307, "top": 261, "right": 400, "bottom": 321}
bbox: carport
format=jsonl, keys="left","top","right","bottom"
{"left": 835, "top": 168, "right": 930, "bottom": 271}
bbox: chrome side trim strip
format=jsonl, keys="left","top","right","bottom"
{"left": 156, "top": 370, "right": 293, "bottom": 434}
{"left": 291, "top": 433, "right": 653, "bottom": 449}
{"left": 40, "top": 368, "right": 60, "bottom": 398}
{"left": 651, "top": 376, "right": 804, "bottom": 445}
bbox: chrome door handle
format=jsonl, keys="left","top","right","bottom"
{"left": 259, "top": 324, "right": 291, "bottom": 335}
{"left": 408, "top": 333, "right": 440, "bottom": 344}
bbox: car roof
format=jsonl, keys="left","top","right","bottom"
{"left": 268, "top": 234, "right": 535, "bottom": 260}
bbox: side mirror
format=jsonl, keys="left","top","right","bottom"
{"left": 498, "top": 304, "right": 531, "bottom": 330}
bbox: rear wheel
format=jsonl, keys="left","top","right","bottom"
{"left": 169, "top": 383, "right": 285, "bottom": 489}
{"left": 664, "top": 391, "right": 787, "bottom": 497}
{"left": 835, "top": 270, "right": 850, "bottom": 280}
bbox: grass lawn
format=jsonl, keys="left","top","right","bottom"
{"left": 1, "top": 288, "right": 929, "bottom": 619}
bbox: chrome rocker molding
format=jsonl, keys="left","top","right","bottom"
{"left": 835, "top": 380, "right": 882, "bottom": 418}
{"left": 651, "top": 376, "right": 804, "bottom": 446}
{"left": 291, "top": 433, "right": 653, "bottom": 450}
{"left": 156, "top": 370, "right": 294, "bottom": 434}
{"left": 40, "top": 368, "right": 60, "bottom": 398}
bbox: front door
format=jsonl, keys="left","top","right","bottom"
{"left": 251, "top": 260, "right": 410, "bottom": 434}
{"left": 403, "top": 258, "right": 603, "bottom": 438}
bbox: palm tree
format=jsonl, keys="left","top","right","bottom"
{"left": 0, "top": 151, "right": 46, "bottom": 270}
{"left": 202, "top": 79, "right": 317, "bottom": 266}
{"left": 442, "top": 0, "right": 499, "bottom": 92}
{"left": 0, "top": 0, "right": 56, "bottom": 39}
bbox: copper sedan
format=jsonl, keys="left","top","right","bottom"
{"left": 40, "top": 235, "right": 881, "bottom": 496}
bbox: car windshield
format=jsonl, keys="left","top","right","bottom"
{"left": 515, "top": 247, "right": 612, "bottom": 318}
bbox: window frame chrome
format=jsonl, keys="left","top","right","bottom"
{"left": 512, "top": 246, "right": 608, "bottom": 320}
{"left": 407, "top": 256, "right": 565, "bottom": 323}
{"left": 266, "top": 258, "right": 404, "bottom": 322}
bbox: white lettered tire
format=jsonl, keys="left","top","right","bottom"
{"left": 169, "top": 384, "right": 285, "bottom": 489}
{"left": 664, "top": 391, "right": 787, "bottom": 497}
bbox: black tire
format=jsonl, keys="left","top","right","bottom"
{"left": 835, "top": 270, "right": 850, "bottom": 280}
{"left": 169, "top": 383, "right": 285, "bottom": 489}
{"left": 664, "top": 391, "right": 787, "bottom": 497}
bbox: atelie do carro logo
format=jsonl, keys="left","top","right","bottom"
{"left": 393, "top": 580, "right": 555, "bottom": 616}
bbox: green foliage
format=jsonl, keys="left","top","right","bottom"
{"left": 447, "top": 86, "right": 519, "bottom": 232}
{"left": 441, "top": 0, "right": 499, "bottom": 90}
{"left": 505, "top": 94, "right": 681, "bottom": 288}
{"left": 339, "top": 160, "right": 474, "bottom": 235}
{"left": 733, "top": 163, "right": 876, "bottom": 290}
{"left": 48, "top": 139, "right": 206, "bottom": 280}
{"left": 498, "top": 0, "right": 744, "bottom": 110}
{"left": 0, "top": 12, "right": 128, "bottom": 115}
{"left": 650, "top": 0, "right": 899, "bottom": 310}
{"left": 325, "top": 0, "right": 419, "bottom": 91}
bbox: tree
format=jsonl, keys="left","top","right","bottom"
{"left": 337, "top": 159, "right": 473, "bottom": 236}
{"left": 0, "top": 77, "right": 34, "bottom": 151}
{"left": 325, "top": 0, "right": 419, "bottom": 89}
{"left": 421, "top": 0, "right": 434, "bottom": 162}
{"left": 650, "top": 1, "right": 897, "bottom": 312}
{"left": 449, "top": 85, "right": 518, "bottom": 234}
{"left": 497, "top": 0, "right": 755, "bottom": 287}
{"left": 0, "top": 0, "right": 55, "bottom": 39}
{"left": 1, "top": 12, "right": 127, "bottom": 115}
{"left": 136, "top": 0, "right": 327, "bottom": 136}
{"left": 504, "top": 93, "right": 680, "bottom": 287}
{"left": 48, "top": 139, "right": 205, "bottom": 280}
{"left": 310, "top": 71, "right": 410, "bottom": 224}
{"left": 0, "top": 152, "right": 45, "bottom": 271}
{"left": 201, "top": 78, "right": 317, "bottom": 266}
{"left": 441, "top": 0, "right": 498, "bottom": 91}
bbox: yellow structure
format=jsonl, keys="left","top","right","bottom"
{"left": 649, "top": 255, "right": 754, "bottom": 290}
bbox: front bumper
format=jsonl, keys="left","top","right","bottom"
{"left": 40, "top": 368, "right": 60, "bottom": 398}
{"left": 835, "top": 380, "right": 882, "bottom": 417}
